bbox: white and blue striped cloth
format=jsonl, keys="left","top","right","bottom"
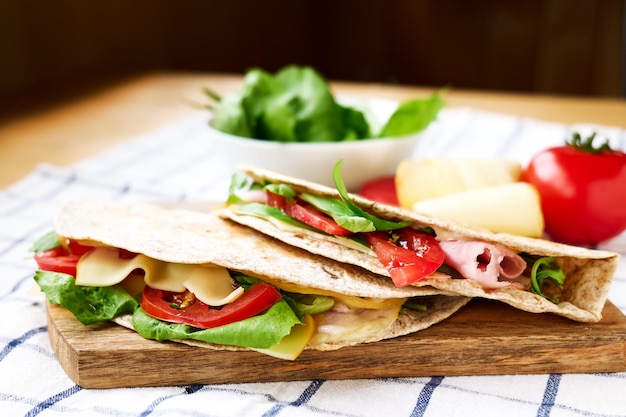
{"left": 1, "top": 108, "right": 625, "bottom": 417}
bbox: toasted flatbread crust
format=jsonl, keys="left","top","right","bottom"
{"left": 219, "top": 165, "right": 620, "bottom": 322}
{"left": 55, "top": 200, "right": 469, "bottom": 351}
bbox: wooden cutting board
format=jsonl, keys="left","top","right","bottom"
{"left": 46, "top": 299, "right": 626, "bottom": 388}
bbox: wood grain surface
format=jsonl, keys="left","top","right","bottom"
{"left": 46, "top": 299, "right": 626, "bottom": 388}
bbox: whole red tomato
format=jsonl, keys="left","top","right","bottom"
{"left": 522, "top": 132, "right": 626, "bottom": 246}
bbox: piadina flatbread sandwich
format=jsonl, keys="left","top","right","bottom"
{"left": 31, "top": 200, "right": 469, "bottom": 360}
{"left": 217, "top": 161, "right": 620, "bottom": 323}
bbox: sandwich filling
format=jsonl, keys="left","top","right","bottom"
{"left": 222, "top": 164, "right": 565, "bottom": 302}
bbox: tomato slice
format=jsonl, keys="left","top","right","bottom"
{"left": 140, "top": 283, "right": 282, "bottom": 329}
{"left": 34, "top": 247, "right": 83, "bottom": 276}
{"left": 66, "top": 240, "right": 95, "bottom": 256}
{"left": 364, "top": 228, "right": 444, "bottom": 286}
{"left": 358, "top": 176, "right": 399, "bottom": 206}
{"left": 266, "top": 191, "right": 287, "bottom": 209}
{"left": 34, "top": 240, "right": 97, "bottom": 276}
{"left": 283, "top": 200, "right": 353, "bottom": 236}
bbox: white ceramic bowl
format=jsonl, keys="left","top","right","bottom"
{"left": 207, "top": 98, "right": 424, "bottom": 191}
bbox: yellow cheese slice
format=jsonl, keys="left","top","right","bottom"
{"left": 183, "top": 266, "right": 244, "bottom": 306}
{"left": 252, "top": 314, "right": 315, "bottom": 360}
{"left": 76, "top": 248, "right": 158, "bottom": 287}
{"left": 76, "top": 247, "right": 242, "bottom": 306}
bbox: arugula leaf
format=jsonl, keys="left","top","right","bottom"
{"left": 529, "top": 256, "right": 566, "bottom": 303}
{"left": 210, "top": 65, "right": 444, "bottom": 142}
{"left": 264, "top": 183, "right": 297, "bottom": 198}
{"left": 34, "top": 270, "right": 138, "bottom": 325}
{"left": 262, "top": 93, "right": 299, "bottom": 142}
{"left": 240, "top": 68, "right": 283, "bottom": 136}
{"left": 379, "top": 91, "right": 445, "bottom": 137}
{"left": 338, "top": 104, "right": 371, "bottom": 140}
{"left": 299, "top": 193, "right": 376, "bottom": 233}
{"left": 233, "top": 273, "right": 264, "bottom": 288}
{"left": 284, "top": 293, "right": 335, "bottom": 316}
{"left": 403, "top": 301, "right": 428, "bottom": 312}
{"left": 211, "top": 91, "right": 253, "bottom": 138}
{"left": 210, "top": 65, "right": 373, "bottom": 143}
{"left": 201, "top": 86, "right": 222, "bottom": 104}
{"left": 332, "top": 160, "right": 412, "bottom": 231}
{"left": 232, "top": 274, "right": 335, "bottom": 318}
{"left": 275, "top": 66, "right": 344, "bottom": 142}
{"left": 132, "top": 300, "right": 300, "bottom": 349}
{"left": 29, "top": 231, "right": 61, "bottom": 253}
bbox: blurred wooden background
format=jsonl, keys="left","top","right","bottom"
{"left": 1, "top": 0, "right": 624, "bottom": 106}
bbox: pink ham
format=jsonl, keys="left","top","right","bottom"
{"left": 439, "top": 240, "right": 528, "bottom": 289}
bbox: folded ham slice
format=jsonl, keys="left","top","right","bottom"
{"left": 439, "top": 240, "right": 528, "bottom": 289}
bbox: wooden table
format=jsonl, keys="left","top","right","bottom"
{"left": 1, "top": 71, "right": 626, "bottom": 188}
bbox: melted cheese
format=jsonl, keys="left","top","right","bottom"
{"left": 308, "top": 302, "right": 402, "bottom": 349}
{"left": 258, "top": 275, "right": 406, "bottom": 310}
{"left": 76, "top": 247, "right": 242, "bottom": 306}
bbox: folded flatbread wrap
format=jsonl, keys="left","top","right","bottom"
{"left": 34, "top": 201, "right": 469, "bottom": 359}
{"left": 218, "top": 165, "right": 620, "bottom": 323}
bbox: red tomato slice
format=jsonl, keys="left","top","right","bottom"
{"left": 140, "top": 283, "right": 282, "bottom": 329}
{"left": 66, "top": 240, "right": 95, "bottom": 256}
{"left": 358, "top": 176, "right": 399, "bottom": 206}
{"left": 266, "top": 191, "right": 286, "bottom": 209}
{"left": 34, "top": 247, "right": 82, "bottom": 276}
{"left": 364, "top": 229, "right": 444, "bottom": 286}
{"left": 284, "top": 200, "right": 353, "bottom": 236}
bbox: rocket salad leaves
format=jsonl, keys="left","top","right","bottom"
{"left": 204, "top": 65, "right": 444, "bottom": 143}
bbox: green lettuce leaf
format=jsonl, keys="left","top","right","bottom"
{"left": 34, "top": 270, "right": 138, "bottom": 325}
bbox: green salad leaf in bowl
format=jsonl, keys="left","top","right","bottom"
{"left": 203, "top": 65, "right": 445, "bottom": 143}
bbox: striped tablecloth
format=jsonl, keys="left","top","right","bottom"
{"left": 2, "top": 108, "right": 625, "bottom": 417}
